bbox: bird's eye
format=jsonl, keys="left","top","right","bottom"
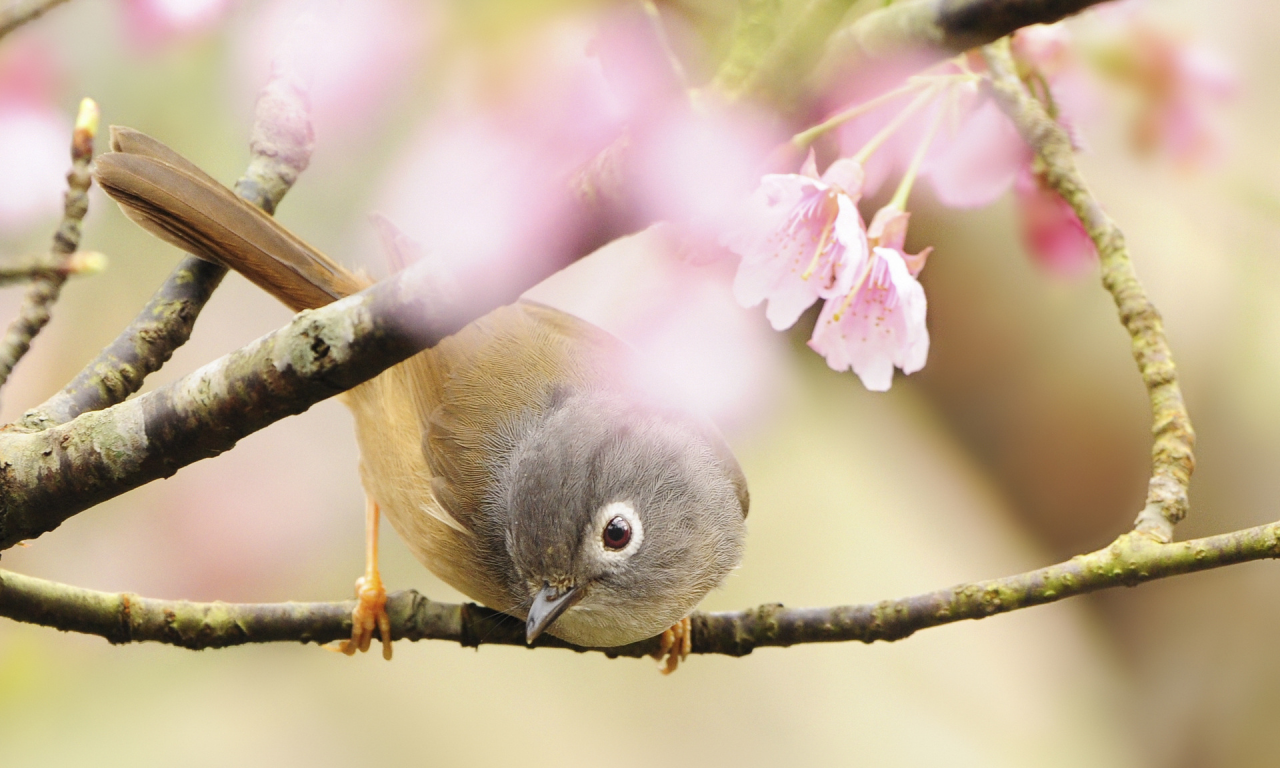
{"left": 602, "top": 516, "right": 632, "bottom": 550}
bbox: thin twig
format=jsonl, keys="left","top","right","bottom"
{"left": 19, "top": 68, "right": 316, "bottom": 430}
{"left": 4, "top": 522, "right": 1278, "bottom": 655}
{"left": 0, "top": 250, "right": 104, "bottom": 286}
{"left": 982, "top": 39, "right": 1195, "bottom": 541}
{"left": 0, "top": 98, "right": 97, "bottom": 392}
{"left": 0, "top": 0, "right": 72, "bottom": 41}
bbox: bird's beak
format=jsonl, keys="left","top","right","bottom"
{"left": 526, "top": 582, "right": 584, "bottom": 644}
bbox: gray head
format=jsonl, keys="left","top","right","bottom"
{"left": 490, "top": 388, "right": 748, "bottom": 648}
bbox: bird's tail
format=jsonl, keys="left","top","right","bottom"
{"left": 93, "top": 126, "right": 371, "bottom": 311}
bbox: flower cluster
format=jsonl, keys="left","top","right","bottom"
{"left": 724, "top": 152, "right": 930, "bottom": 391}
{"left": 721, "top": 11, "right": 1231, "bottom": 391}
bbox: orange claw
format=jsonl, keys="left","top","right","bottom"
{"left": 336, "top": 499, "right": 393, "bottom": 660}
{"left": 652, "top": 616, "right": 692, "bottom": 675}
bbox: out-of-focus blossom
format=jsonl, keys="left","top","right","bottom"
{"left": 0, "top": 40, "right": 69, "bottom": 233}
{"left": 722, "top": 155, "right": 869, "bottom": 331}
{"left": 922, "top": 89, "right": 1026, "bottom": 209}
{"left": 630, "top": 100, "right": 780, "bottom": 252}
{"left": 374, "top": 17, "right": 637, "bottom": 301}
{"left": 120, "top": 0, "right": 236, "bottom": 48}
{"left": 232, "top": 0, "right": 431, "bottom": 143}
{"left": 528, "top": 234, "right": 787, "bottom": 435}
{"left": 807, "top": 219, "right": 929, "bottom": 392}
{"left": 1014, "top": 165, "right": 1096, "bottom": 277}
{"left": 1096, "top": 23, "right": 1235, "bottom": 167}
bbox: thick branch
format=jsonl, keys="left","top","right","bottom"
{"left": 828, "top": 0, "right": 1111, "bottom": 61}
{"left": 982, "top": 40, "right": 1196, "bottom": 540}
{"left": 5, "top": 523, "right": 1278, "bottom": 655}
{"left": 20, "top": 75, "right": 316, "bottom": 430}
{"left": 0, "top": 99, "right": 97, "bottom": 392}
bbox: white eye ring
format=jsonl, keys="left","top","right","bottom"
{"left": 593, "top": 501, "right": 644, "bottom": 562}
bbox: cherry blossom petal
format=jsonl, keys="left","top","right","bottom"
{"left": 808, "top": 247, "right": 928, "bottom": 391}
{"left": 1014, "top": 166, "right": 1096, "bottom": 277}
{"left": 723, "top": 170, "right": 869, "bottom": 331}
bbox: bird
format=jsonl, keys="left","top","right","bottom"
{"left": 93, "top": 127, "right": 749, "bottom": 672}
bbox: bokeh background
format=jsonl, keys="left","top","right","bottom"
{"left": 0, "top": 0, "right": 1274, "bottom": 765}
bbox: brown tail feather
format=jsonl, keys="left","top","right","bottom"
{"left": 94, "top": 127, "right": 371, "bottom": 312}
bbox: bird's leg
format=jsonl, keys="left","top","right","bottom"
{"left": 338, "top": 498, "right": 393, "bottom": 660}
{"left": 652, "top": 616, "right": 692, "bottom": 675}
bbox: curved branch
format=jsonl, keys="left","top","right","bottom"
{"left": 982, "top": 40, "right": 1196, "bottom": 539}
{"left": 5, "top": 524, "right": 1278, "bottom": 655}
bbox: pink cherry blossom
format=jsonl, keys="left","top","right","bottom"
{"left": 807, "top": 244, "right": 928, "bottom": 392}
{"left": 866, "top": 203, "right": 932, "bottom": 276}
{"left": 722, "top": 156, "right": 869, "bottom": 331}
{"left": 1013, "top": 165, "right": 1096, "bottom": 276}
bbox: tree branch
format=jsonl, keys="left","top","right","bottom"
{"left": 19, "top": 73, "right": 316, "bottom": 430}
{"left": 0, "top": 250, "right": 104, "bottom": 286}
{"left": 982, "top": 39, "right": 1196, "bottom": 540}
{"left": 0, "top": 99, "right": 97, "bottom": 392}
{"left": 5, "top": 522, "right": 1279, "bottom": 655}
{"left": 0, "top": 0, "right": 71, "bottom": 42}
{"left": 830, "top": 0, "right": 1112, "bottom": 61}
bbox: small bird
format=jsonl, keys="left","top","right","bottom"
{"left": 93, "top": 127, "right": 749, "bottom": 670}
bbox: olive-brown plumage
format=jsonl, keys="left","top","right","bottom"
{"left": 94, "top": 128, "right": 748, "bottom": 650}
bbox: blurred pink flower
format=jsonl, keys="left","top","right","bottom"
{"left": 0, "top": 40, "right": 68, "bottom": 233}
{"left": 722, "top": 155, "right": 869, "bottom": 331}
{"left": 807, "top": 241, "right": 928, "bottom": 392}
{"left": 1118, "top": 26, "right": 1235, "bottom": 167}
{"left": 120, "top": 0, "right": 236, "bottom": 48}
{"left": 374, "top": 18, "right": 639, "bottom": 301}
{"left": 922, "top": 89, "right": 1025, "bottom": 209}
{"left": 1013, "top": 165, "right": 1096, "bottom": 277}
{"left": 232, "top": 0, "right": 431, "bottom": 143}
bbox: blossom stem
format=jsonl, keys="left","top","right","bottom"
{"left": 640, "top": 0, "right": 690, "bottom": 90}
{"left": 889, "top": 93, "right": 948, "bottom": 211}
{"left": 792, "top": 80, "right": 929, "bottom": 148}
{"left": 852, "top": 85, "right": 940, "bottom": 166}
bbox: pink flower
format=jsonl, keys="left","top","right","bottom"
{"left": 866, "top": 203, "right": 932, "bottom": 276}
{"left": 807, "top": 239, "right": 928, "bottom": 392}
{"left": 1013, "top": 166, "right": 1096, "bottom": 276}
{"left": 722, "top": 155, "right": 869, "bottom": 331}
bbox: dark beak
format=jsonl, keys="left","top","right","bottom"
{"left": 526, "top": 582, "right": 584, "bottom": 644}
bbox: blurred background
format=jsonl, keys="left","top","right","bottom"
{"left": 0, "top": 0, "right": 1273, "bottom": 765}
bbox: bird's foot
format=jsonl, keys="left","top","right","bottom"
{"left": 651, "top": 616, "right": 692, "bottom": 675}
{"left": 337, "top": 571, "right": 392, "bottom": 660}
